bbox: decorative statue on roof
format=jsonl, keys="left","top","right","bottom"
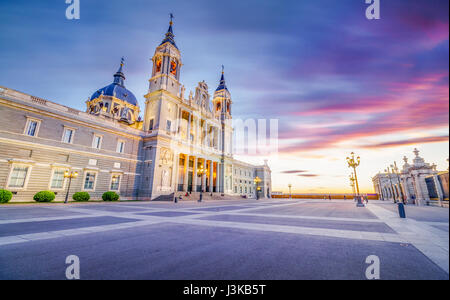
{"left": 180, "top": 85, "right": 185, "bottom": 100}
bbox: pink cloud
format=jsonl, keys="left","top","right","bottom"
{"left": 361, "top": 135, "right": 449, "bottom": 149}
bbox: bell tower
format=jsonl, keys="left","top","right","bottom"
{"left": 148, "top": 14, "right": 182, "bottom": 97}
{"left": 212, "top": 66, "right": 232, "bottom": 121}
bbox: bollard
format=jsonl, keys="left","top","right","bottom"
{"left": 397, "top": 202, "right": 406, "bottom": 218}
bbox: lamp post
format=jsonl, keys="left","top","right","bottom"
{"left": 64, "top": 170, "right": 78, "bottom": 204}
{"left": 385, "top": 167, "right": 397, "bottom": 203}
{"left": 197, "top": 164, "right": 205, "bottom": 197}
{"left": 288, "top": 184, "right": 292, "bottom": 200}
{"left": 391, "top": 162, "right": 404, "bottom": 203}
{"left": 346, "top": 152, "right": 363, "bottom": 206}
{"left": 254, "top": 176, "right": 262, "bottom": 200}
{"left": 349, "top": 173, "right": 356, "bottom": 199}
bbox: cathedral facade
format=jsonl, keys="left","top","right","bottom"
{"left": 0, "top": 19, "right": 271, "bottom": 202}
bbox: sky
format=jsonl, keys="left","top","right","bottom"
{"left": 0, "top": 0, "right": 448, "bottom": 194}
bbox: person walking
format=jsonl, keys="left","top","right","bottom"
{"left": 328, "top": 194, "right": 331, "bottom": 201}
{"left": 198, "top": 191, "right": 203, "bottom": 203}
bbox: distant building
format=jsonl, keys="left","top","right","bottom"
{"left": 372, "top": 149, "right": 448, "bottom": 207}
{"left": 0, "top": 18, "right": 271, "bottom": 201}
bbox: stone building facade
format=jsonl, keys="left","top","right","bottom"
{"left": 372, "top": 148, "right": 448, "bottom": 207}
{"left": 0, "top": 19, "right": 271, "bottom": 202}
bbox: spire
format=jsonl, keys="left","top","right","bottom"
{"left": 160, "top": 13, "right": 178, "bottom": 49}
{"left": 113, "top": 57, "right": 126, "bottom": 86}
{"left": 216, "top": 65, "right": 228, "bottom": 91}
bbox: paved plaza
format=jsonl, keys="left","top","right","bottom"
{"left": 0, "top": 199, "right": 448, "bottom": 280}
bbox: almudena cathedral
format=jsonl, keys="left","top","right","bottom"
{"left": 0, "top": 20, "right": 272, "bottom": 202}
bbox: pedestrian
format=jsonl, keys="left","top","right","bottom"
{"left": 344, "top": 195, "right": 347, "bottom": 201}
{"left": 329, "top": 194, "right": 331, "bottom": 201}
{"left": 199, "top": 191, "right": 203, "bottom": 203}
{"left": 365, "top": 195, "right": 368, "bottom": 204}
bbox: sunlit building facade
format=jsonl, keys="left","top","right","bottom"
{"left": 372, "top": 149, "right": 448, "bottom": 207}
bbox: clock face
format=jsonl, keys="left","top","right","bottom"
{"left": 170, "top": 60, "right": 177, "bottom": 76}
{"left": 155, "top": 58, "right": 162, "bottom": 73}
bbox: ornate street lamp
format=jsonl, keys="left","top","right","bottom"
{"left": 64, "top": 170, "right": 78, "bottom": 204}
{"left": 391, "top": 161, "right": 404, "bottom": 203}
{"left": 346, "top": 152, "right": 363, "bottom": 206}
{"left": 254, "top": 176, "right": 262, "bottom": 200}
{"left": 197, "top": 165, "right": 205, "bottom": 193}
{"left": 385, "top": 167, "right": 397, "bottom": 203}
{"left": 349, "top": 173, "right": 356, "bottom": 198}
{"left": 288, "top": 184, "right": 292, "bottom": 200}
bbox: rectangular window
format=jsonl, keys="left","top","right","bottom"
{"left": 110, "top": 174, "right": 121, "bottom": 191}
{"left": 116, "top": 141, "right": 125, "bottom": 153}
{"left": 84, "top": 172, "right": 96, "bottom": 190}
{"left": 92, "top": 135, "right": 102, "bottom": 149}
{"left": 166, "top": 120, "right": 172, "bottom": 132}
{"left": 62, "top": 128, "right": 74, "bottom": 143}
{"left": 149, "top": 119, "right": 154, "bottom": 131}
{"left": 25, "top": 120, "right": 39, "bottom": 137}
{"left": 8, "top": 166, "right": 29, "bottom": 188}
{"left": 50, "top": 169, "right": 65, "bottom": 189}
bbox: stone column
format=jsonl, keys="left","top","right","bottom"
{"left": 202, "top": 159, "right": 207, "bottom": 192}
{"left": 183, "top": 155, "right": 189, "bottom": 192}
{"left": 195, "top": 117, "right": 200, "bottom": 145}
{"left": 209, "top": 160, "right": 214, "bottom": 193}
{"left": 401, "top": 176, "right": 411, "bottom": 203}
{"left": 433, "top": 174, "right": 444, "bottom": 207}
{"left": 203, "top": 121, "right": 207, "bottom": 147}
{"left": 413, "top": 173, "right": 425, "bottom": 206}
{"left": 187, "top": 112, "right": 191, "bottom": 142}
{"left": 215, "top": 162, "right": 220, "bottom": 193}
{"left": 171, "top": 152, "right": 179, "bottom": 193}
{"left": 192, "top": 156, "right": 198, "bottom": 192}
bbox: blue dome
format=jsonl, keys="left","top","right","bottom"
{"left": 90, "top": 58, "right": 138, "bottom": 106}
{"left": 90, "top": 83, "right": 138, "bottom": 106}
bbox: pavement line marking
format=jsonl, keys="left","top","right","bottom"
{"left": 0, "top": 219, "right": 163, "bottom": 246}
{"left": 197, "top": 212, "right": 385, "bottom": 223}
{"left": 366, "top": 204, "right": 449, "bottom": 274}
{"left": 166, "top": 217, "right": 407, "bottom": 243}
